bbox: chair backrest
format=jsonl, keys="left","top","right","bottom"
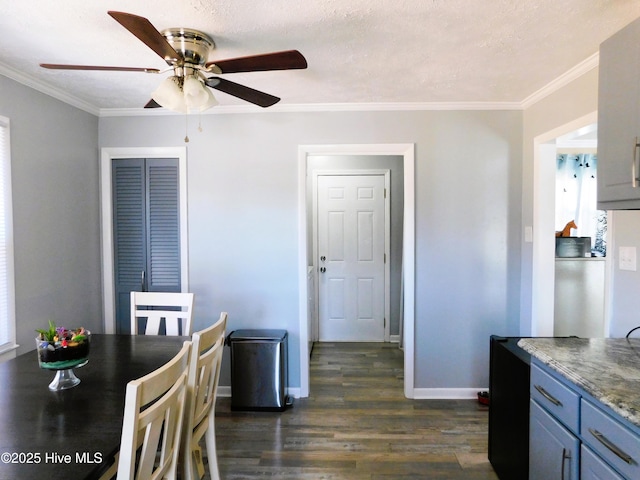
{"left": 131, "top": 291, "right": 195, "bottom": 336}
{"left": 185, "top": 312, "right": 227, "bottom": 432}
{"left": 182, "top": 312, "right": 227, "bottom": 480}
{"left": 117, "top": 341, "right": 192, "bottom": 480}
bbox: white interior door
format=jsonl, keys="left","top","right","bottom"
{"left": 317, "top": 174, "right": 385, "bottom": 341}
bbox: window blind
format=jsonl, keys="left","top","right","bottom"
{"left": 0, "top": 116, "right": 15, "bottom": 351}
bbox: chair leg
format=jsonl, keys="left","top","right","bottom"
{"left": 181, "top": 438, "right": 200, "bottom": 480}
{"left": 204, "top": 415, "right": 221, "bottom": 480}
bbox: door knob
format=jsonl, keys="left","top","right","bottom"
{"left": 320, "top": 267, "right": 326, "bottom": 273}
{"left": 320, "top": 256, "right": 326, "bottom": 262}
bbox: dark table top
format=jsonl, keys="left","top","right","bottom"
{"left": 0, "top": 334, "right": 188, "bottom": 480}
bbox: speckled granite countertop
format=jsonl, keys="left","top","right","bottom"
{"left": 518, "top": 337, "right": 640, "bottom": 429}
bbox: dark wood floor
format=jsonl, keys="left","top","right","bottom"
{"left": 212, "top": 342, "right": 498, "bottom": 479}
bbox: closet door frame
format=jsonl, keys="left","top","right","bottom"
{"left": 100, "top": 147, "right": 189, "bottom": 333}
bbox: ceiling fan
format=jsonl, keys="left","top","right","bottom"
{"left": 40, "top": 11, "right": 308, "bottom": 111}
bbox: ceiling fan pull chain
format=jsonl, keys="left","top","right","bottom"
{"left": 184, "top": 114, "right": 190, "bottom": 143}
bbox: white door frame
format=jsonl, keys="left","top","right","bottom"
{"left": 312, "top": 169, "right": 391, "bottom": 342}
{"left": 100, "top": 147, "right": 189, "bottom": 334}
{"left": 532, "top": 111, "right": 610, "bottom": 337}
{"left": 298, "top": 144, "right": 415, "bottom": 398}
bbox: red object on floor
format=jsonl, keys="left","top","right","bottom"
{"left": 477, "top": 391, "right": 489, "bottom": 405}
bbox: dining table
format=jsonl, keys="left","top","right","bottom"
{"left": 0, "top": 333, "right": 189, "bottom": 480}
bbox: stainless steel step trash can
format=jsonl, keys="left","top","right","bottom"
{"left": 227, "top": 329, "right": 291, "bottom": 411}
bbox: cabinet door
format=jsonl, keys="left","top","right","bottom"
{"left": 597, "top": 17, "right": 640, "bottom": 208}
{"left": 529, "top": 400, "right": 579, "bottom": 480}
{"left": 581, "top": 445, "right": 624, "bottom": 480}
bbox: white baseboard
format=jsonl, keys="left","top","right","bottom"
{"left": 390, "top": 335, "right": 400, "bottom": 343}
{"left": 411, "top": 388, "right": 487, "bottom": 400}
{"left": 217, "top": 386, "right": 302, "bottom": 399}
{"left": 220, "top": 385, "right": 483, "bottom": 401}
{"left": 286, "top": 387, "right": 301, "bottom": 399}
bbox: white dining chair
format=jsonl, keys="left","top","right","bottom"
{"left": 182, "top": 312, "right": 228, "bottom": 480}
{"left": 99, "top": 340, "right": 192, "bottom": 480}
{"left": 131, "top": 291, "right": 195, "bottom": 336}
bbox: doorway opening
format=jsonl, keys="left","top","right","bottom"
{"left": 297, "top": 144, "right": 415, "bottom": 399}
{"left": 532, "top": 113, "right": 609, "bottom": 337}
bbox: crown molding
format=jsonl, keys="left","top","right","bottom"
{"left": 99, "top": 100, "right": 523, "bottom": 117}
{"left": 0, "top": 61, "right": 99, "bottom": 116}
{"left": 3, "top": 53, "right": 599, "bottom": 117}
{"left": 521, "top": 52, "right": 599, "bottom": 109}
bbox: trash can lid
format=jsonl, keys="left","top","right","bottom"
{"left": 228, "top": 329, "right": 288, "bottom": 341}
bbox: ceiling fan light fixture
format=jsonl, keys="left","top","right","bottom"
{"left": 201, "top": 86, "right": 218, "bottom": 111}
{"left": 152, "top": 76, "right": 187, "bottom": 113}
{"left": 183, "top": 75, "right": 217, "bottom": 112}
{"left": 151, "top": 75, "right": 217, "bottom": 113}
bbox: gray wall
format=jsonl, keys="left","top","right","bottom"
{"left": 0, "top": 75, "right": 102, "bottom": 354}
{"left": 100, "top": 108, "right": 523, "bottom": 391}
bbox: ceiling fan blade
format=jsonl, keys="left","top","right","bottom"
{"left": 40, "top": 63, "right": 160, "bottom": 73}
{"left": 205, "top": 77, "right": 280, "bottom": 107}
{"left": 206, "top": 50, "right": 307, "bottom": 74}
{"left": 144, "top": 99, "right": 162, "bottom": 108}
{"left": 108, "top": 11, "right": 180, "bottom": 62}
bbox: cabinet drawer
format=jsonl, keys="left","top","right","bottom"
{"left": 581, "top": 399, "right": 640, "bottom": 480}
{"left": 530, "top": 364, "right": 580, "bottom": 432}
{"left": 581, "top": 445, "right": 624, "bottom": 480}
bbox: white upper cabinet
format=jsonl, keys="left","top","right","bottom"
{"left": 597, "top": 17, "right": 640, "bottom": 209}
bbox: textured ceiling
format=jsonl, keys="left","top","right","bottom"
{"left": 1, "top": 1, "right": 640, "bottom": 113}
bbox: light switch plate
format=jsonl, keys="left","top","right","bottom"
{"left": 619, "top": 246, "right": 637, "bottom": 271}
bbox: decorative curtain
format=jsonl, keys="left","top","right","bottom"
{"left": 556, "top": 154, "right": 606, "bottom": 256}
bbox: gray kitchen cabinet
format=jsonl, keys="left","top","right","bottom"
{"left": 529, "top": 361, "right": 640, "bottom": 479}
{"left": 529, "top": 364, "right": 580, "bottom": 479}
{"left": 530, "top": 400, "right": 580, "bottom": 479}
{"left": 581, "top": 399, "right": 640, "bottom": 480}
{"left": 597, "top": 16, "right": 640, "bottom": 209}
{"left": 581, "top": 445, "right": 624, "bottom": 480}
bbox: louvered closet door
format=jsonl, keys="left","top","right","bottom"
{"left": 112, "top": 158, "right": 181, "bottom": 334}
